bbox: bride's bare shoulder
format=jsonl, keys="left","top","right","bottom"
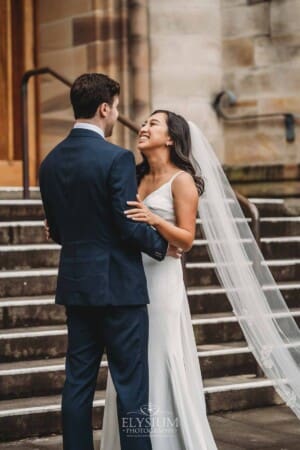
{"left": 172, "top": 171, "right": 198, "bottom": 201}
{"left": 172, "top": 171, "right": 196, "bottom": 189}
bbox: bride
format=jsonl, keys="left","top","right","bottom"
{"left": 100, "top": 110, "right": 218, "bottom": 450}
{"left": 101, "top": 108, "right": 300, "bottom": 449}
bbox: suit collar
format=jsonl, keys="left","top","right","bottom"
{"left": 73, "top": 122, "right": 105, "bottom": 138}
{"left": 69, "top": 128, "right": 105, "bottom": 140}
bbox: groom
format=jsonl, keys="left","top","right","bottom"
{"left": 39, "top": 73, "right": 168, "bottom": 450}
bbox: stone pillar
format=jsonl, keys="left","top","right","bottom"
{"left": 127, "top": 0, "right": 151, "bottom": 153}
{"left": 148, "top": 0, "right": 224, "bottom": 159}
{"left": 128, "top": 0, "right": 151, "bottom": 124}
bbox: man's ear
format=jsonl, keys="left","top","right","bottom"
{"left": 98, "top": 102, "right": 108, "bottom": 118}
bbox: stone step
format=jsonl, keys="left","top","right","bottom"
{"left": 0, "top": 297, "right": 65, "bottom": 328}
{"left": 0, "top": 245, "right": 60, "bottom": 270}
{"left": 0, "top": 221, "right": 46, "bottom": 245}
{"left": 1, "top": 216, "right": 299, "bottom": 246}
{"left": 192, "top": 309, "right": 300, "bottom": 347}
{"left": 0, "top": 188, "right": 41, "bottom": 200}
{"left": 0, "top": 342, "right": 256, "bottom": 400}
{"left": 3, "top": 404, "right": 300, "bottom": 450}
{"left": 260, "top": 217, "right": 300, "bottom": 237}
{"left": 0, "top": 258, "right": 299, "bottom": 300}
{"left": 0, "top": 269, "right": 57, "bottom": 298}
{"left": 195, "top": 216, "right": 300, "bottom": 240}
{"left": 2, "top": 306, "right": 300, "bottom": 362}
{"left": 204, "top": 374, "right": 282, "bottom": 414}
{"left": 188, "top": 282, "right": 300, "bottom": 315}
{"left": 186, "top": 259, "right": 300, "bottom": 287}
{"left": 260, "top": 237, "right": 300, "bottom": 259}
{"left": 0, "top": 391, "right": 104, "bottom": 442}
{"left": 1, "top": 236, "right": 299, "bottom": 270}
{"left": 0, "top": 431, "right": 101, "bottom": 449}
{"left": 0, "top": 198, "right": 298, "bottom": 226}
{"left": 0, "top": 376, "right": 282, "bottom": 442}
{"left": 249, "top": 198, "right": 300, "bottom": 217}
{"left": 226, "top": 164, "right": 300, "bottom": 185}
{"left": 196, "top": 198, "right": 300, "bottom": 221}
{"left": 0, "top": 201, "right": 44, "bottom": 222}
{"left": 0, "top": 325, "right": 67, "bottom": 362}
{"left": 188, "top": 237, "right": 300, "bottom": 262}
{"left": 0, "top": 314, "right": 247, "bottom": 362}
{"left": 1, "top": 281, "right": 299, "bottom": 328}
{"left": 0, "top": 356, "right": 108, "bottom": 401}
{"left": 7, "top": 403, "right": 300, "bottom": 450}
{"left": 234, "top": 181, "right": 300, "bottom": 198}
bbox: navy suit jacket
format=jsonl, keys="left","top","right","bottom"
{"left": 39, "top": 128, "right": 168, "bottom": 306}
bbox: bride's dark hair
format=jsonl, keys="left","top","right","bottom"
{"left": 136, "top": 109, "right": 205, "bottom": 196}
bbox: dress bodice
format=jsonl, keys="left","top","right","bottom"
{"left": 142, "top": 171, "right": 184, "bottom": 225}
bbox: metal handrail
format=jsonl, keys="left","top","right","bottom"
{"left": 21, "top": 67, "right": 260, "bottom": 243}
{"left": 213, "top": 90, "right": 300, "bottom": 143}
{"left": 21, "top": 67, "right": 138, "bottom": 199}
{"left": 235, "top": 191, "right": 260, "bottom": 244}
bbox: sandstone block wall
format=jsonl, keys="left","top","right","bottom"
{"left": 37, "top": 0, "right": 300, "bottom": 167}
{"left": 38, "top": 0, "right": 131, "bottom": 160}
{"left": 221, "top": 0, "right": 300, "bottom": 165}
{"left": 148, "top": 0, "right": 224, "bottom": 159}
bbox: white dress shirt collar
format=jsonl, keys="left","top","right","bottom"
{"left": 73, "top": 122, "right": 105, "bottom": 138}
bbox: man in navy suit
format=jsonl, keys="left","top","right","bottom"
{"left": 39, "top": 73, "right": 168, "bottom": 450}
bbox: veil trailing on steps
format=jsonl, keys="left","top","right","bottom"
{"left": 188, "top": 121, "right": 300, "bottom": 418}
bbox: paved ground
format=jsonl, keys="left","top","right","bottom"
{"left": 0, "top": 405, "right": 299, "bottom": 449}
{"left": 209, "top": 405, "right": 300, "bottom": 450}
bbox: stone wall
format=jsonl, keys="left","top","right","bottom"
{"left": 221, "top": 0, "right": 300, "bottom": 165}
{"left": 38, "top": 0, "right": 132, "bottom": 160}
{"left": 148, "top": 0, "right": 224, "bottom": 159}
{"left": 37, "top": 0, "right": 300, "bottom": 167}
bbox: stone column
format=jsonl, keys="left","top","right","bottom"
{"left": 127, "top": 0, "right": 151, "bottom": 152}
{"left": 148, "top": 0, "right": 224, "bottom": 159}
{"left": 128, "top": 0, "right": 151, "bottom": 124}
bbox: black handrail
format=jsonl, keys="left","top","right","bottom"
{"left": 21, "top": 67, "right": 260, "bottom": 243}
{"left": 213, "top": 91, "right": 299, "bottom": 142}
{"left": 21, "top": 67, "right": 138, "bottom": 199}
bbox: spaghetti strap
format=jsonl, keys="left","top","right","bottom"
{"left": 168, "top": 170, "right": 185, "bottom": 184}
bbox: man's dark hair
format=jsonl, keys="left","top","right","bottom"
{"left": 70, "top": 73, "right": 120, "bottom": 119}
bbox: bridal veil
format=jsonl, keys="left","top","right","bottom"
{"left": 189, "top": 121, "right": 300, "bottom": 418}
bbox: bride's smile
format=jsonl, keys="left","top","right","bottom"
{"left": 137, "top": 112, "right": 173, "bottom": 152}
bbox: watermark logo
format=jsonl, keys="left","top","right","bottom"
{"left": 122, "top": 403, "right": 179, "bottom": 437}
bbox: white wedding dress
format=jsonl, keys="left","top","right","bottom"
{"left": 100, "top": 171, "right": 217, "bottom": 450}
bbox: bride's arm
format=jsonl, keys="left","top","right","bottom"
{"left": 125, "top": 172, "right": 198, "bottom": 252}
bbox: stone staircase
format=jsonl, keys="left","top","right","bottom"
{"left": 0, "top": 190, "right": 300, "bottom": 446}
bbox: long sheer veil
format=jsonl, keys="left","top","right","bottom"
{"left": 188, "top": 121, "right": 300, "bottom": 418}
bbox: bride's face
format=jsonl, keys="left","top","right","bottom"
{"left": 137, "top": 112, "right": 172, "bottom": 152}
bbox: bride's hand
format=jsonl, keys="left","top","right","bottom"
{"left": 124, "top": 194, "right": 162, "bottom": 227}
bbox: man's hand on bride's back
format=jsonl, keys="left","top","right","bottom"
{"left": 167, "top": 245, "right": 183, "bottom": 259}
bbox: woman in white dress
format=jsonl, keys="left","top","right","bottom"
{"left": 100, "top": 110, "right": 218, "bottom": 450}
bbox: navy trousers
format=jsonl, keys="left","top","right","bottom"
{"left": 62, "top": 305, "right": 152, "bottom": 450}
